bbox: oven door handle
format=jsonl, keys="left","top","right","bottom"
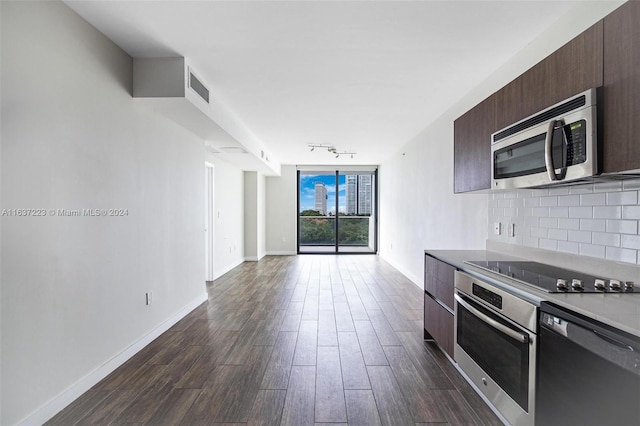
{"left": 455, "top": 293, "right": 529, "bottom": 344}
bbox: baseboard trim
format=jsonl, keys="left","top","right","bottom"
{"left": 266, "top": 251, "right": 297, "bottom": 256}
{"left": 212, "top": 258, "right": 245, "bottom": 280}
{"left": 20, "top": 292, "right": 208, "bottom": 426}
{"left": 378, "top": 253, "right": 422, "bottom": 289}
{"left": 245, "top": 256, "right": 259, "bottom": 262}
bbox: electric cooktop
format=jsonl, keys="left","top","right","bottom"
{"left": 465, "top": 260, "right": 635, "bottom": 293}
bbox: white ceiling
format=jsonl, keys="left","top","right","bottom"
{"left": 65, "top": 0, "right": 584, "bottom": 166}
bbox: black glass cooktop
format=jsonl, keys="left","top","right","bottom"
{"left": 465, "top": 261, "right": 635, "bottom": 293}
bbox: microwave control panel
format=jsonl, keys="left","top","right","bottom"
{"left": 564, "top": 119, "right": 586, "bottom": 165}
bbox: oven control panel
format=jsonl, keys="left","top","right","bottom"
{"left": 472, "top": 283, "right": 503, "bottom": 310}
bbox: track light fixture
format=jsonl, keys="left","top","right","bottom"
{"left": 307, "top": 144, "right": 357, "bottom": 159}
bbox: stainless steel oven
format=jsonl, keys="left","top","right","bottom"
{"left": 454, "top": 271, "right": 538, "bottom": 426}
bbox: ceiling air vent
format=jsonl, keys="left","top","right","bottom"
{"left": 188, "top": 69, "right": 209, "bottom": 104}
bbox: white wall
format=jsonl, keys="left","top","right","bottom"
{"left": 244, "top": 171, "right": 258, "bottom": 260}
{"left": 205, "top": 152, "right": 246, "bottom": 276}
{"left": 378, "top": 1, "right": 623, "bottom": 287}
{"left": 266, "top": 165, "right": 298, "bottom": 254}
{"left": 1, "top": 2, "right": 208, "bottom": 424}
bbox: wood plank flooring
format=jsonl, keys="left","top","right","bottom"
{"left": 47, "top": 255, "right": 501, "bottom": 426}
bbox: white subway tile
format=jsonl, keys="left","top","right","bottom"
{"left": 532, "top": 207, "right": 550, "bottom": 217}
{"left": 558, "top": 195, "right": 580, "bottom": 206}
{"left": 524, "top": 198, "right": 540, "bottom": 207}
{"left": 531, "top": 227, "right": 548, "bottom": 238}
{"left": 493, "top": 192, "right": 505, "bottom": 200}
{"left": 523, "top": 236, "right": 539, "bottom": 248}
{"left": 531, "top": 188, "right": 549, "bottom": 197}
{"left": 504, "top": 191, "right": 518, "bottom": 199}
{"left": 540, "top": 196, "right": 558, "bottom": 207}
{"left": 593, "top": 206, "right": 622, "bottom": 219}
{"left": 592, "top": 232, "right": 620, "bottom": 247}
{"left": 606, "top": 247, "right": 637, "bottom": 264}
{"left": 607, "top": 191, "right": 638, "bottom": 206}
{"left": 580, "top": 219, "right": 606, "bottom": 232}
{"left": 504, "top": 208, "right": 517, "bottom": 217}
{"left": 549, "top": 187, "right": 570, "bottom": 196}
{"left": 569, "top": 184, "right": 593, "bottom": 194}
{"left": 606, "top": 220, "right": 638, "bottom": 235}
{"left": 498, "top": 199, "right": 511, "bottom": 208}
{"left": 549, "top": 207, "right": 569, "bottom": 218}
{"left": 558, "top": 218, "right": 580, "bottom": 230}
{"left": 623, "top": 178, "right": 640, "bottom": 190}
{"left": 539, "top": 239, "right": 558, "bottom": 251}
{"left": 525, "top": 217, "right": 539, "bottom": 228}
{"left": 580, "top": 193, "right": 606, "bottom": 206}
{"left": 510, "top": 198, "right": 524, "bottom": 209}
{"left": 568, "top": 230, "right": 592, "bottom": 244}
{"left": 621, "top": 234, "right": 640, "bottom": 250}
{"left": 568, "top": 206, "right": 593, "bottom": 219}
{"left": 593, "top": 181, "right": 622, "bottom": 193}
{"left": 558, "top": 241, "right": 580, "bottom": 255}
{"left": 548, "top": 229, "right": 568, "bottom": 241}
{"left": 539, "top": 218, "right": 558, "bottom": 228}
{"left": 579, "top": 244, "right": 606, "bottom": 259}
{"left": 622, "top": 206, "right": 640, "bottom": 220}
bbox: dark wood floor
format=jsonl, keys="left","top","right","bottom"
{"left": 47, "top": 255, "right": 501, "bottom": 425}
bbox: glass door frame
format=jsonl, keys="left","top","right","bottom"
{"left": 296, "top": 168, "right": 378, "bottom": 254}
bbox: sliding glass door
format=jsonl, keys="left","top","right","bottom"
{"left": 297, "top": 169, "right": 377, "bottom": 254}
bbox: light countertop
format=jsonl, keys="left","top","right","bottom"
{"left": 426, "top": 249, "right": 640, "bottom": 338}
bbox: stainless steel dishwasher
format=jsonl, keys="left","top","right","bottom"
{"left": 536, "top": 302, "right": 640, "bottom": 426}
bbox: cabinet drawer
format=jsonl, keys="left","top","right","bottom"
{"left": 425, "top": 255, "right": 455, "bottom": 310}
{"left": 424, "top": 293, "right": 454, "bottom": 358}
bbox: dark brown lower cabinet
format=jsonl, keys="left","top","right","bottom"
{"left": 424, "top": 293, "right": 454, "bottom": 358}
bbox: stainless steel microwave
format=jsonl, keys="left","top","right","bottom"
{"left": 491, "top": 88, "right": 598, "bottom": 190}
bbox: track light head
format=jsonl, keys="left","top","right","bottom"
{"left": 310, "top": 146, "right": 314, "bottom": 152}
{"left": 336, "top": 154, "right": 340, "bottom": 158}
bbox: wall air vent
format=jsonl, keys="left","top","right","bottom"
{"left": 188, "top": 69, "right": 210, "bottom": 104}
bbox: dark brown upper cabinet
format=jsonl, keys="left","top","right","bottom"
{"left": 453, "top": 21, "right": 604, "bottom": 193}
{"left": 602, "top": 0, "right": 640, "bottom": 173}
{"left": 495, "top": 21, "right": 603, "bottom": 132}
{"left": 453, "top": 95, "right": 496, "bottom": 193}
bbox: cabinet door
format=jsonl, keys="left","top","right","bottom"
{"left": 424, "top": 293, "right": 454, "bottom": 358}
{"left": 453, "top": 95, "right": 496, "bottom": 193}
{"left": 602, "top": 1, "right": 640, "bottom": 173}
{"left": 424, "top": 255, "right": 455, "bottom": 310}
{"left": 495, "top": 21, "right": 603, "bottom": 132}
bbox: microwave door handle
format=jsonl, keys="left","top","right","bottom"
{"left": 544, "top": 120, "right": 558, "bottom": 181}
{"left": 454, "top": 293, "right": 529, "bottom": 344}
{"left": 545, "top": 120, "right": 569, "bottom": 181}
{"left": 558, "top": 124, "right": 569, "bottom": 180}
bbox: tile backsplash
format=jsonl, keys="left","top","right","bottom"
{"left": 488, "top": 179, "right": 640, "bottom": 265}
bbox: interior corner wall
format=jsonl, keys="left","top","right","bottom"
{"left": 377, "top": 1, "right": 622, "bottom": 287}
{"left": 205, "top": 152, "right": 246, "bottom": 276}
{"left": 265, "top": 165, "right": 298, "bottom": 255}
{"left": 1, "top": 1, "right": 207, "bottom": 424}
{"left": 244, "top": 171, "right": 259, "bottom": 260}
{"left": 257, "top": 172, "right": 266, "bottom": 259}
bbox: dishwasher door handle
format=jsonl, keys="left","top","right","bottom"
{"left": 455, "top": 293, "right": 529, "bottom": 344}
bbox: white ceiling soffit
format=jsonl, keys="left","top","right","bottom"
{"left": 66, "top": 0, "right": 597, "bottom": 166}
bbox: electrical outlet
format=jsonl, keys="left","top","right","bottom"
{"left": 508, "top": 223, "right": 515, "bottom": 237}
{"left": 493, "top": 222, "right": 501, "bottom": 235}
{"left": 146, "top": 292, "right": 152, "bottom": 305}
